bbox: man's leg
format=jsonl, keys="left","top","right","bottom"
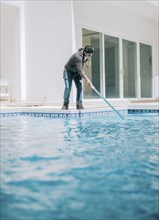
{"left": 62, "top": 70, "right": 73, "bottom": 110}
{"left": 74, "top": 74, "right": 84, "bottom": 109}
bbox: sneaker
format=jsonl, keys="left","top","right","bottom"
{"left": 76, "top": 104, "right": 84, "bottom": 110}
{"left": 61, "top": 104, "right": 68, "bottom": 110}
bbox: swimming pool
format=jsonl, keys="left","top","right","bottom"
{"left": 1, "top": 114, "right": 159, "bottom": 220}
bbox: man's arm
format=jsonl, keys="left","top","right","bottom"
{"left": 75, "top": 55, "right": 93, "bottom": 87}
{"left": 80, "top": 70, "right": 93, "bottom": 87}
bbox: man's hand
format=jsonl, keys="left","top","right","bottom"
{"left": 86, "top": 78, "right": 93, "bottom": 87}
{"left": 82, "top": 71, "right": 93, "bottom": 87}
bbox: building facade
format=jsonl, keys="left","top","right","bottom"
{"left": 1, "top": 0, "right": 158, "bottom": 105}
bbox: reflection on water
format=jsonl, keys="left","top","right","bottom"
{"left": 1, "top": 115, "right": 159, "bottom": 220}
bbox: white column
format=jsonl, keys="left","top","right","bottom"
{"left": 136, "top": 42, "right": 141, "bottom": 99}
{"left": 71, "top": 0, "right": 76, "bottom": 104}
{"left": 20, "top": 1, "right": 26, "bottom": 101}
{"left": 119, "top": 38, "right": 123, "bottom": 99}
{"left": 102, "top": 33, "right": 105, "bottom": 96}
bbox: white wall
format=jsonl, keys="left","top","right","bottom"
{"left": 73, "top": 0, "right": 159, "bottom": 99}
{"left": 25, "top": 0, "right": 73, "bottom": 104}
{"left": 1, "top": 0, "right": 158, "bottom": 104}
{"left": 1, "top": 3, "right": 21, "bottom": 101}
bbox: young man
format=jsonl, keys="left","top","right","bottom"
{"left": 62, "top": 45, "right": 94, "bottom": 110}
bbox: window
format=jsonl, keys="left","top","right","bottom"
{"left": 140, "top": 43, "right": 152, "bottom": 98}
{"left": 123, "top": 39, "right": 137, "bottom": 98}
{"left": 105, "top": 35, "right": 119, "bottom": 98}
{"left": 82, "top": 28, "right": 153, "bottom": 99}
{"left": 82, "top": 28, "right": 102, "bottom": 99}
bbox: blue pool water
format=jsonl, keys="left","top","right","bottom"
{"left": 1, "top": 114, "right": 159, "bottom": 220}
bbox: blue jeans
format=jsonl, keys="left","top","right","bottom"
{"left": 63, "top": 69, "right": 83, "bottom": 105}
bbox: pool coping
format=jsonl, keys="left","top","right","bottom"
{"left": 0, "top": 104, "right": 159, "bottom": 118}
{"left": 0, "top": 107, "right": 127, "bottom": 118}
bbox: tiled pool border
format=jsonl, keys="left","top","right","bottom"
{"left": 128, "top": 109, "right": 159, "bottom": 114}
{"left": 0, "top": 110, "right": 126, "bottom": 118}
{"left": 0, "top": 109, "right": 159, "bottom": 118}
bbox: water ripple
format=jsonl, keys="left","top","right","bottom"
{"left": 1, "top": 115, "right": 159, "bottom": 220}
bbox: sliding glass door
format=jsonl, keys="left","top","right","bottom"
{"left": 140, "top": 43, "right": 152, "bottom": 97}
{"left": 123, "top": 40, "right": 137, "bottom": 98}
{"left": 104, "top": 35, "right": 119, "bottom": 98}
{"left": 82, "top": 28, "right": 153, "bottom": 99}
{"left": 82, "top": 28, "right": 102, "bottom": 99}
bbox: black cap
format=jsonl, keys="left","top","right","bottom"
{"left": 84, "top": 45, "right": 94, "bottom": 54}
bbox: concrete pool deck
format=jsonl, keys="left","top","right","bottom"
{"left": 1, "top": 99, "right": 159, "bottom": 109}
{"left": 1, "top": 100, "right": 159, "bottom": 118}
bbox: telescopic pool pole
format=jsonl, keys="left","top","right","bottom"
{"left": 91, "top": 85, "right": 124, "bottom": 120}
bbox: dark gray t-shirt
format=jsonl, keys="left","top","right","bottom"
{"left": 64, "top": 49, "right": 87, "bottom": 76}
